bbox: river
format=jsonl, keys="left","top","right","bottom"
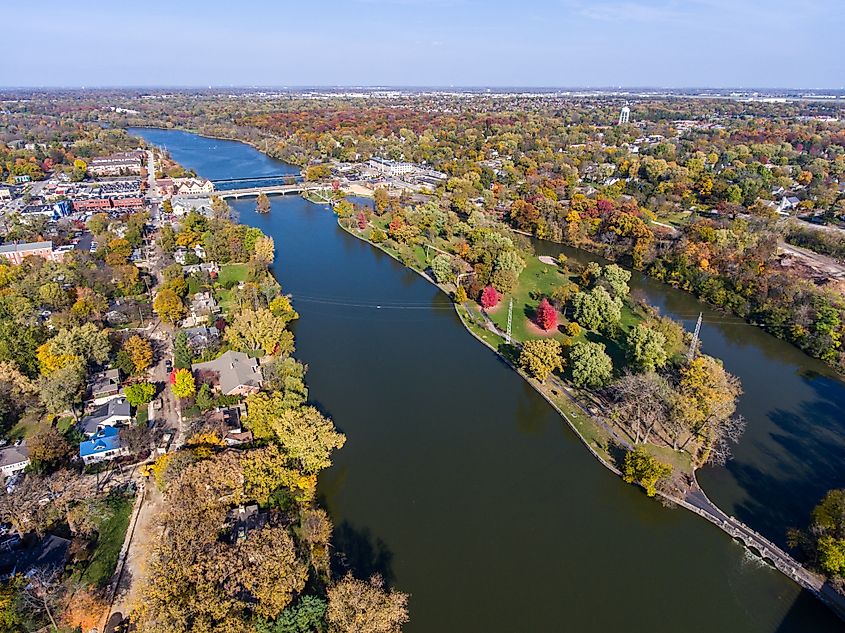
{"left": 130, "top": 127, "right": 845, "bottom": 633}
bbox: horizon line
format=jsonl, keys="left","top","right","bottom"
{"left": 1, "top": 84, "right": 844, "bottom": 93}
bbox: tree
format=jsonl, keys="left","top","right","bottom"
{"left": 254, "top": 235, "right": 275, "bottom": 267}
{"left": 454, "top": 286, "right": 468, "bottom": 304}
{"left": 569, "top": 341, "right": 613, "bottom": 388}
{"left": 226, "top": 308, "right": 295, "bottom": 356}
{"left": 326, "top": 574, "right": 409, "bottom": 633}
{"left": 429, "top": 254, "right": 453, "bottom": 283}
{"left": 244, "top": 396, "right": 345, "bottom": 474}
{"left": 572, "top": 287, "right": 622, "bottom": 332}
{"left": 519, "top": 339, "right": 564, "bottom": 382}
{"left": 124, "top": 335, "right": 154, "bottom": 374}
{"left": 334, "top": 199, "right": 354, "bottom": 218}
{"left": 256, "top": 192, "right": 271, "bottom": 214}
{"left": 0, "top": 577, "right": 25, "bottom": 633}
{"left": 171, "top": 368, "right": 196, "bottom": 399}
{"left": 625, "top": 324, "right": 668, "bottom": 372}
{"left": 173, "top": 331, "right": 193, "bottom": 369}
{"left": 535, "top": 298, "right": 557, "bottom": 331}
{"left": 673, "top": 356, "right": 742, "bottom": 456}
{"left": 373, "top": 188, "right": 389, "bottom": 215}
{"left": 38, "top": 361, "right": 85, "bottom": 417}
{"left": 260, "top": 358, "right": 308, "bottom": 409}
{"left": 597, "top": 264, "right": 631, "bottom": 299}
{"left": 153, "top": 288, "right": 186, "bottom": 324}
{"left": 480, "top": 285, "right": 500, "bottom": 310}
{"left": 256, "top": 596, "right": 327, "bottom": 633}
{"left": 28, "top": 427, "right": 74, "bottom": 467}
{"left": 45, "top": 323, "right": 110, "bottom": 369}
{"left": 606, "top": 372, "right": 673, "bottom": 444}
{"left": 269, "top": 296, "right": 299, "bottom": 325}
{"left": 125, "top": 382, "right": 156, "bottom": 407}
{"left": 794, "top": 489, "right": 845, "bottom": 577}
{"left": 211, "top": 195, "right": 231, "bottom": 221}
{"left": 70, "top": 287, "right": 108, "bottom": 321}
{"left": 622, "top": 447, "right": 672, "bottom": 497}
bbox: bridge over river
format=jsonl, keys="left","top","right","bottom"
{"left": 184, "top": 174, "right": 337, "bottom": 201}
{"left": 469, "top": 301, "right": 845, "bottom": 620}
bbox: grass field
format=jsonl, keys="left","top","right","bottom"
{"left": 215, "top": 263, "right": 250, "bottom": 314}
{"left": 76, "top": 494, "right": 134, "bottom": 588}
{"left": 217, "top": 263, "right": 249, "bottom": 286}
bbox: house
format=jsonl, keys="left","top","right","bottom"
{"left": 0, "top": 241, "right": 61, "bottom": 265}
{"left": 191, "top": 292, "right": 219, "bottom": 316}
{"left": 173, "top": 178, "right": 214, "bottom": 196}
{"left": 778, "top": 196, "right": 801, "bottom": 213}
{"left": 172, "top": 196, "right": 214, "bottom": 217}
{"left": 226, "top": 504, "right": 267, "bottom": 543}
{"left": 182, "top": 292, "right": 220, "bottom": 327}
{"left": 79, "top": 397, "right": 132, "bottom": 436}
{"left": 183, "top": 261, "right": 220, "bottom": 277}
{"left": 0, "top": 443, "right": 30, "bottom": 477}
{"left": 87, "top": 369, "right": 121, "bottom": 404}
{"left": 0, "top": 534, "right": 70, "bottom": 578}
{"left": 193, "top": 350, "right": 263, "bottom": 397}
{"left": 206, "top": 405, "right": 252, "bottom": 446}
{"left": 156, "top": 179, "right": 175, "bottom": 196}
{"left": 0, "top": 188, "right": 12, "bottom": 202}
{"left": 79, "top": 427, "right": 128, "bottom": 465}
{"left": 183, "top": 325, "right": 220, "bottom": 354}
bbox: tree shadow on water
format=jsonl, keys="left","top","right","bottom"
{"left": 331, "top": 521, "right": 396, "bottom": 586}
{"left": 774, "top": 586, "right": 845, "bottom": 633}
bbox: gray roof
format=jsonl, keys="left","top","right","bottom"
{"left": 88, "top": 368, "right": 121, "bottom": 398}
{"left": 0, "top": 444, "right": 29, "bottom": 468}
{"left": 193, "top": 350, "right": 263, "bottom": 395}
{"left": 80, "top": 397, "right": 131, "bottom": 435}
{"left": 0, "top": 241, "right": 52, "bottom": 254}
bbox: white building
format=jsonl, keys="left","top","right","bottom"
{"left": 367, "top": 158, "right": 416, "bottom": 178}
{"left": 0, "top": 443, "right": 30, "bottom": 477}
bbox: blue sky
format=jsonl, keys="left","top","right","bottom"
{"left": 3, "top": 0, "right": 842, "bottom": 88}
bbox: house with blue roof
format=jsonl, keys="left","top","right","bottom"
{"left": 79, "top": 426, "right": 128, "bottom": 465}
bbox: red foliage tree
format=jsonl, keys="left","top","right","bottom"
{"left": 535, "top": 298, "right": 557, "bottom": 331}
{"left": 357, "top": 212, "right": 367, "bottom": 230}
{"left": 480, "top": 285, "right": 501, "bottom": 310}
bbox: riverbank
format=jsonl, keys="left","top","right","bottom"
{"left": 332, "top": 210, "right": 845, "bottom": 620}
{"left": 128, "top": 125, "right": 845, "bottom": 632}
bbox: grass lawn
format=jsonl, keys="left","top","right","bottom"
{"left": 7, "top": 410, "right": 47, "bottom": 440}
{"left": 77, "top": 494, "right": 134, "bottom": 588}
{"left": 217, "top": 263, "right": 249, "bottom": 287}
{"left": 486, "top": 257, "right": 581, "bottom": 346}
{"left": 186, "top": 274, "right": 205, "bottom": 296}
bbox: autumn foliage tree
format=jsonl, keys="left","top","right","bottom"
{"left": 535, "top": 298, "right": 557, "bottom": 331}
{"left": 480, "top": 285, "right": 500, "bottom": 310}
{"left": 170, "top": 368, "right": 196, "bottom": 399}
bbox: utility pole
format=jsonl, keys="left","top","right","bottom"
{"left": 687, "top": 312, "right": 703, "bottom": 361}
{"left": 506, "top": 298, "right": 513, "bottom": 344}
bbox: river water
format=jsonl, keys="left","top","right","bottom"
{"left": 131, "top": 128, "right": 845, "bottom": 633}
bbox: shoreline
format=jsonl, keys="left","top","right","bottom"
{"left": 331, "top": 214, "right": 844, "bottom": 619}
{"left": 125, "top": 124, "right": 844, "bottom": 378}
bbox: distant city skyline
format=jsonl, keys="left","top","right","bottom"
{"left": 3, "top": 0, "right": 843, "bottom": 88}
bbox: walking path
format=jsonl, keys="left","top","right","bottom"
{"left": 468, "top": 299, "right": 845, "bottom": 615}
